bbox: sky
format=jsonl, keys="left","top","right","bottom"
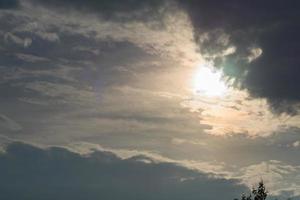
{"left": 1, "top": 0, "right": 300, "bottom": 199}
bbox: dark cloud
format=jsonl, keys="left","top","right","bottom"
{"left": 29, "top": 0, "right": 166, "bottom": 22}
{"left": 0, "top": 0, "right": 18, "bottom": 9}
{"left": 179, "top": 0, "right": 300, "bottom": 114}
{"left": 0, "top": 142, "right": 247, "bottom": 200}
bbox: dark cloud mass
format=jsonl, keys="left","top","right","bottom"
{"left": 30, "top": 0, "right": 166, "bottom": 22}
{"left": 0, "top": 142, "right": 246, "bottom": 200}
{"left": 0, "top": 0, "right": 19, "bottom": 9}
{"left": 179, "top": 0, "right": 300, "bottom": 113}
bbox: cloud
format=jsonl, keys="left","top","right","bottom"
{"left": 247, "top": 48, "right": 263, "bottom": 63}
{"left": 171, "top": 138, "right": 207, "bottom": 146}
{"left": 0, "top": 0, "right": 209, "bottom": 143}
{"left": 0, "top": 0, "right": 19, "bottom": 9}
{"left": 179, "top": 0, "right": 300, "bottom": 114}
{"left": 4, "top": 32, "right": 32, "bottom": 48}
{"left": 1, "top": 141, "right": 300, "bottom": 199}
{"left": 0, "top": 0, "right": 299, "bottom": 138}
{"left": 182, "top": 88, "right": 300, "bottom": 137}
{"left": 1, "top": 2, "right": 300, "bottom": 198}
{"left": 14, "top": 0, "right": 201, "bottom": 67}
{"left": 12, "top": 21, "right": 60, "bottom": 42}
{"left": 14, "top": 53, "right": 50, "bottom": 62}
{"left": 65, "top": 141, "right": 228, "bottom": 176}
{"left": 292, "top": 141, "right": 300, "bottom": 148}
{"left": 0, "top": 114, "right": 22, "bottom": 132}
{"left": 64, "top": 139, "right": 300, "bottom": 198}
{"left": 22, "top": 81, "right": 96, "bottom": 106}
{"left": 236, "top": 160, "right": 300, "bottom": 197}
{"left": 0, "top": 142, "right": 247, "bottom": 200}
{"left": 28, "top": 0, "right": 166, "bottom": 22}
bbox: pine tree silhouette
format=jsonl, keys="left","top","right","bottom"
{"left": 252, "top": 181, "right": 268, "bottom": 200}
{"left": 235, "top": 180, "right": 268, "bottom": 200}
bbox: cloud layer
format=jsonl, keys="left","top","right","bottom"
{"left": 179, "top": 0, "right": 300, "bottom": 114}
{"left": 1, "top": 0, "right": 300, "bottom": 198}
{"left": 0, "top": 142, "right": 246, "bottom": 200}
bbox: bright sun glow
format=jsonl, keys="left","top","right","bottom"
{"left": 193, "top": 66, "right": 227, "bottom": 97}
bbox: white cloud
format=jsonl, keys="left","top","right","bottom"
{"left": 292, "top": 141, "right": 300, "bottom": 148}
{"left": 247, "top": 47, "right": 263, "bottom": 63}
{"left": 171, "top": 138, "right": 207, "bottom": 146}
{"left": 182, "top": 88, "right": 300, "bottom": 137}
{"left": 236, "top": 160, "right": 300, "bottom": 196}
{"left": 65, "top": 141, "right": 228, "bottom": 177}
{"left": 15, "top": 53, "right": 50, "bottom": 62}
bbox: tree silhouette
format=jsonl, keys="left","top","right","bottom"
{"left": 252, "top": 181, "right": 268, "bottom": 200}
{"left": 235, "top": 181, "right": 268, "bottom": 200}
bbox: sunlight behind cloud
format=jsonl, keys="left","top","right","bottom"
{"left": 193, "top": 65, "right": 227, "bottom": 97}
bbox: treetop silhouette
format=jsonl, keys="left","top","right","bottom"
{"left": 235, "top": 181, "right": 268, "bottom": 200}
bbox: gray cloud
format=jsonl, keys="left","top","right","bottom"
{"left": 0, "top": 114, "right": 22, "bottom": 132}
{"left": 25, "top": 0, "right": 168, "bottom": 23}
{"left": 0, "top": 142, "right": 247, "bottom": 200}
{"left": 0, "top": 0, "right": 19, "bottom": 9}
{"left": 4, "top": 32, "right": 32, "bottom": 48}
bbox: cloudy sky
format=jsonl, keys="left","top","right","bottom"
{"left": 1, "top": 0, "right": 300, "bottom": 199}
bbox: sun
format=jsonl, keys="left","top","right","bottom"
{"left": 193, "top": 65, "right": 227, "bottom": 97}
